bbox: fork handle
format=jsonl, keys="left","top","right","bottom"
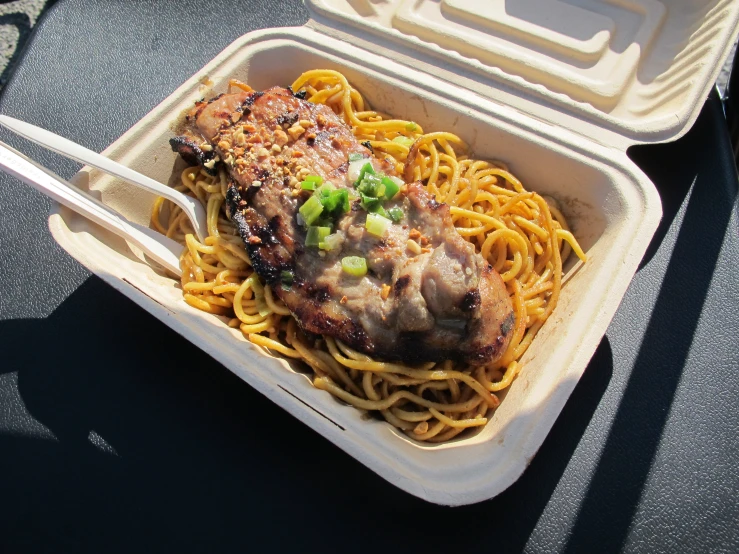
{"left": 0, "top": 141, "right": 182, "bottom": 276}
{"left": 0, "top": 115, "right": 208, "bottom": 241}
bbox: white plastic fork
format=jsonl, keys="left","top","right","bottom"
{"left": 0, "top": 140, "right": 183, "bottom": 276}
{"left": 0, "top": 114, "right": 208, "bottom": 242}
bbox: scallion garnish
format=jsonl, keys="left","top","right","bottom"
{"left": 371, "top": 204, "right": 389, "bottom": 218}
{"left": 360, "top": 192, "right": 381, "bottom": 212}
{"left": 301, "top": 180, "right": 317, "bottom": 191}
{"left": 319, "top": 188, "right": 349, "bottom": 214}
{"left": 304, "top": 175, "right": 323, "bottom": 185}
{"left": 348, "top": 153, "right": 365, "bottom": 162}
{"left": 347, "top": 158, "right": 369, "bottom": 182}
{"left": 381, "top": 176, "right": 400, "bottom": 199}
{"left": 306, "top": 226, "right": 331, "bottom": 247}
{"left": 357, "top": 173, "right": 383, "bottom": 196}
{"left": 356, "top": 162, "right": 375, "bottom": 184}
{"left": 299, "top": 195, "right": 324, "bottom": 226}
{"left": 280, "top": 270, "right": 294, "bottom": 289}
{"left": 319, "top": 232, "right": 342, "bottom": 251}
{"left": 387, "top": 207, "right": 404, "bottom": 222}
{"left": 366, "top": 212, "right": 391, "bottom": 237}
{"left": 317, "top": 182, "right": 336, "bottom": 196}
{"left": 341, "top": 256, "right": 367, "bottom": 277}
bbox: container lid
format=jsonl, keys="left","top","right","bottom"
{"left": 306, "top": 0, "right": 739, "bottom": 147}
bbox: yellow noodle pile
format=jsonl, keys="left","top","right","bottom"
{"left": 151, "top": 70, "right": 586, "bottom": 443}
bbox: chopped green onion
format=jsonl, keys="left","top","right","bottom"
{"left": 341, "top": 256, "right": 367, "bottom": 277}
{"left": 357, "top": 173, "right": 383, "bottom": 196}
{"left": 280, "top": 270, "right": 294, "bottom": 289}
{"left": 337, "top": 189, "right": 350, "bottom": 213}
{"left": 386, "top": 207, "right": 404, "bottom": 222}
{"left": 348, "top": 158, "right": 369, "bottom": 182}
{"left": 360, "top": 193, "right": 381, "bottom": 212}
{"left": 381, "top": 176, "right": 400, "bottom": 199}
{"left": 301, "top": 180, "right": 317, "bottom": 191}
{"left": 356, "top": 162, "right": 375, "bottom": 184}
{"left": 314, "top": 216, "right": 335, "bottom": 229}
{"left": 405, "top": 122, "right": 418, "bottom": 132}
{"left": 366, "top": 212, "right": 391, "bottom": 237}
{"left": 370, "top": 204, "right": 388, "bottom": 218}
{"left": 316, "top": 182, "right": 336, "bottom": 197}
{"left": 299, "top": 195, "right": 324, "bottom": 226}
{"left": 318, "top": 188, "right": 350, "bottom": 214}
{"left": 306, "top": 226, "right": 331, "bottom": 247}
{"left": 320, "top": 191, "right": 340, "bottom": 212}
{"left": 319, "top": 232, "right": 342, "bottom": 251}
{"left": 392, "top": 136, "right": 414, "bottom": 147}
{"left": 348, "top": 153, "right": 365, "bottom": 162}
{"left": 304, "top": 175, "right": 323, "bottom": 184}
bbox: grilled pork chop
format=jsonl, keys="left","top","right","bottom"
{"left": 171, "top": 86, "right": 514, "bottom": 365}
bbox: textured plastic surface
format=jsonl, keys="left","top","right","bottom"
{"left": 46, "top": 25, "right": 661, "bottom": 505}
{"left": 308, "top": 0, "right": 739, "bottom": 144}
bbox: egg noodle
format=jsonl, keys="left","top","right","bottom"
{"left": 151, "top": 69, "right": 586, "bottom": 443}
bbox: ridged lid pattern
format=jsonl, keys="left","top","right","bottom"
{"left": 307, "top": 0, "right": 739, "bottom": 144}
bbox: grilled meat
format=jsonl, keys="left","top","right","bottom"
{"left": 171, "top": 86, "right": 514, "bottom": 365}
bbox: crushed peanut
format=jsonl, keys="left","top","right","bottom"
{"left": 406, "top": 239, "right": 422, "bottom": 255}
{"left": 316, "top": 114, "right": 327, "bottom": 126}
{"left": 298, "top": 119, "right": 312, "bottom": 128}
{"left": 231, "top": 111, "right": 242, "bottom": 123}
{"left": 306, "top": 132, "right": 317, "bottom": 140}
{"left": 248, "top": 236, "right": 262, "bottom": 244}
{"left": 218, "top": 140, "right": 231, "bottom": 151}
{"left": 273, "top": 129, "right": 289, "bottom": 146}
{"left": 200, "top": 143, "right": 213, "bottom": 152}
{"left": 288, "top": 124, "right": 305, "bottom": 140}
{"left": 420, "top": 236, "right": 430, "bottom": 246}
{"left": 408, "top": 228, "right": 422, "bottom": 240}
{"left": 271, "top": 144, "right": 282, "bottom": 153}
{"left": 421, "top": 247, "right": 431, "bottom": 253}
{"left": 340, "top": 295, "right": 348, "bottom": 304}
{"left": 380, "top": 284, "right": 391, "bottom": 300}
{"left": 257, "top": 147, "right": 270, "bottom": 159}
{"left": 413, "top": 421, "right": 429, "bottom": 435}
{"left": 233, "top": 129, "right": 245, "bottom": 146}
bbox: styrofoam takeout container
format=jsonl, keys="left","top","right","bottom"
{"left": 47, "top": 1, "right": 739, "bottom": 505}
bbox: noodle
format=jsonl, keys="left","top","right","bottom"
{"left": 153, "top": 70, "right": 587, "bottom": 443}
